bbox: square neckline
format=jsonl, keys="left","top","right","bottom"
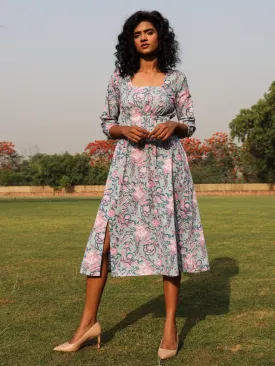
{"left": 128, "top": 71, "right": 171, "bottom": 88}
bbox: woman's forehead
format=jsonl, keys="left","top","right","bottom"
{"left": 134, "top": 21, "right": 156, "bottom": 33}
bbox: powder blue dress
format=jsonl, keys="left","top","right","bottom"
{"left": 80, "top": 69, "right": 210, "bottom": 277}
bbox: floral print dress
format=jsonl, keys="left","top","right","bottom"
{"left": 80, "top": 69, "right": 210, "bottom": 277}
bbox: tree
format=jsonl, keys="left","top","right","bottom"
{"left": 203, "top": 132, "right": 242, "bottom": 183}
{"left": 22, "top": 152, "right": 92, "bottom": 188}
{"left": 181, "top": 137, "right": 208, "bottom": 164}
{"left": 0, "top": 142, "right": 22, "bottom": 170}
{"left": 229, "top": 81, "right": 275, "bottom": 183}
{"left": 84, "top": 140, "right": 117, "bottom": 167}
{"left": 180, "top": 133, "right": 242, "bottom": 183}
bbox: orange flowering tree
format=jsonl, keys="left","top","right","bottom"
{"left": 84, "top": 139, "right": 118, "bottom": 167}
{"left": 181, "top": 133, "right": 243, "bottom": 182}
{"left": 0, "top": 142, "right": 18, "bottom": 170}
{"left": 181, "top": 137, "right": 208, "bottom": 163}
{"left": 203, "top": 132, "right": 242, "bottom": 182}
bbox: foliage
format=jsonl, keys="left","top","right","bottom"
{"left": 0, "top": 141, "right": 22, "bottom": 170}
{"left": 181, "top": 137, "right": 207, "bottom": 164}
{"left": 84, "top": 140, "right": 117, "bottom": 167}
{"left": 24, "top": 152, "right": 92, "bottom": 189}
{"left": 229, "top": 81, "right": 275, "bottom": 183}
{"left": 181, "top": 132, "right": 242, "bottom": 183}
{"left": 83, "top": 163, "right": 110, "bottom": 185}
{"left": 190, "top": 162, "right": 223, "bottom": 184}
{"left": 0, "top": 152, "right": 93, "bottom": 188}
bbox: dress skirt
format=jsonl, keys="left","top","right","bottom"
{"left": 80, "top": 136, "right": 210, "bottom": 277}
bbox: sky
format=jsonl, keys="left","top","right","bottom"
{"left": 1, "top": 0, "right": 275, "bottom": 155}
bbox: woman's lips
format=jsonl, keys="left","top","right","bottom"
{"left": 141, "top": 44, "right": 150, "bottom": 48}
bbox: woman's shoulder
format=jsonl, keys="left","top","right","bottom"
{"left": 166, "top": 69, "right": 188, "bottom": 90}
{"left": 107, "top": 68, "right": 124, "bottom": 90}
{"left": 167, "top": 69, "right": 187, "bottom": 82}
{"left": 110, "top": 68, "right": 122, "bottom": 81}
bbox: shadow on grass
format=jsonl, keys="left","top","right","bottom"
{"left": 100, "top": 257, "right": 239, "bottom": 350}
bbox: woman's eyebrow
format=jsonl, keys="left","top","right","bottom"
{"left": 133, "top": 28, "right": 155, "bottom": 35}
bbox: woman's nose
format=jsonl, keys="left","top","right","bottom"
{"left": 140, "top": 33, "right": 148, "bottom": 41}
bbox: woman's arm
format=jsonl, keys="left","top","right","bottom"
{"left": 174, "top": 72, "right": 196, "bottom": 138}
{"left": 108, "top": 125, "right": 127, "bottom": 139}
{"left": 173, "top": 122, "right": 189, "bottom": 138}
{"left": 100, "top": 69, "right": 122, "bottom": 139}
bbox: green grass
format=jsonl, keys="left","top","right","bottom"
{"left": 0, "top": 196, "right": 274, "bottom": 366}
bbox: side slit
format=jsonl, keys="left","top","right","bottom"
{"left": 99, "top": 219, "right": 111, "bottom": 276}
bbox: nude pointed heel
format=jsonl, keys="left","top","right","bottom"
{"left": 53, "top": 321, "right": 102, "bottom": 352}
{"left": 158, "top": 333, "right": 179, "bottom": 360}
{"left": 97, "top": 334, "right": 101, "bottom": 349}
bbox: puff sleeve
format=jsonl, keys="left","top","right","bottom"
{"left": 100, "top": 69, "right": 121, "bottom": 139}
{"left": 175, "top": 72, "right": 196, "bottom": 138}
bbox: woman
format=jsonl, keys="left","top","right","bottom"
{"left": 54, "top": 10, "right": 210, "bottom": 360}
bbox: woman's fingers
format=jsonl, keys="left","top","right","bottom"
{"left": 158, "top": 130, "right": 169, "bottom": 140}
{"left": 136, "top": 126, "right": 150, "bottom": 134}
{"left": 150, "top": 126, "right": 166, "bottom": 139}
{"left": 131, "top": 128, "right": 149, "bottom": 141}
{"left": 161, "top": 132, "right": 171, "bottom": 141}
{"left": 128, "top": 125, "right": 173, "bottom": 143}
{"left": 130, "top": 132, "right": 140, "bottom": 142}
{"left": 133, "top": 127, "right": 149, "bottom": 136}
{"left": 131, "top": 131, "right": 145, "bottom": 140}
{"left": 130, "top": 131, "right": 144, "bottom": 143}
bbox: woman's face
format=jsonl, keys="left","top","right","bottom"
{"left": 133, "top": 21, "right": 159, "bottom": 55}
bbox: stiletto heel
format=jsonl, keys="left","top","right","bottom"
{"left": 97, "top": 334, "right": 101, "bottom": 349}
{"left": 53, "top": 321, "right": 102, "bottom": 352}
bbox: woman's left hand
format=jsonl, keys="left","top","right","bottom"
{"left": 147, "top": 121, "right": 178, "bottom": 141}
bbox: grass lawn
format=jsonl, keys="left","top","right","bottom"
{"left": 0, "top": 196, "right": 274, "bottom": 366}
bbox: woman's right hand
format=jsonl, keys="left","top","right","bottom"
{"left": 121, "top": 126, "right": 150, "bottom": 143}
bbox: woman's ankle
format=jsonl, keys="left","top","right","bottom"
{"left": 79, "top": 316, "right": 97, "bottom": 329}
{"left": 164, "top": 317, "right": 177, "bottom": 328}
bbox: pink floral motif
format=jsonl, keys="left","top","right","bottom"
{"left": 139, "top": 166, "right": 147, "bottom": 177}
{"left": 151, "top": 146, "right": 157, "bottom": 156}
{"left": 112, "top": 170, "right": 118, "bottom": 178}
{"left": 135, "top": 224, "right": 150, "bottom": 241}
{"left": 163, "top": 159, "right": 172, "bottom": 174}
{"left": 133, "top": 186, "right": 146, "bottom": 202}
{"left": 184, "top": 253, "right": 197, "bottom": 271}
{"left": 176, "top": 153, "right": 183, "bottom": 161}
{"left": 169, "top": 246, "right": 177, "bottom": 255}
{"left": 132, "top": 110, "right": 143, "bottom": 122}
{"left": 152, "top": 218, "right": 160, "bottom": 227}
{"left": 155, "top": 258, "right": 163, "bottom": 267}
{"left": 136, "top": 263, "right": 154, "bottom": 276}
{"left": 109, "top": 209, "right": 115, "bottom": 217}
{"left": 144, "top": 104, "right": 151, "bottom": 113}
{"left": 148, "top": 179, "right": 155, "bottom": 188}
{"left": 84, "top": 251, "right": 101, "bottom": 263}
{"left": 110, "top": 247, "right": 118, "bottom": 256}
{"left": 166, "top": 197, "right": 174, "bottom": 213}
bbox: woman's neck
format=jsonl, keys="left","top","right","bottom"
{"left": 139, "top": 56, "right": 158, "bottom": 73}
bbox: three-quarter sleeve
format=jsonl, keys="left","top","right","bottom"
{"left": 100, "top": 69, "right": 121, "bottom": 139}
{"left": 175, "top": 72, "right": 196, "bottom": 138}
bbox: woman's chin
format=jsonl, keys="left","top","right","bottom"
{"left": 139, "top": 49, "right": 158, "bottom": 57}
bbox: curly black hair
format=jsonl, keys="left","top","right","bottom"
{"left": 115, "top": 10, "right": 180, "bottom": 78}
